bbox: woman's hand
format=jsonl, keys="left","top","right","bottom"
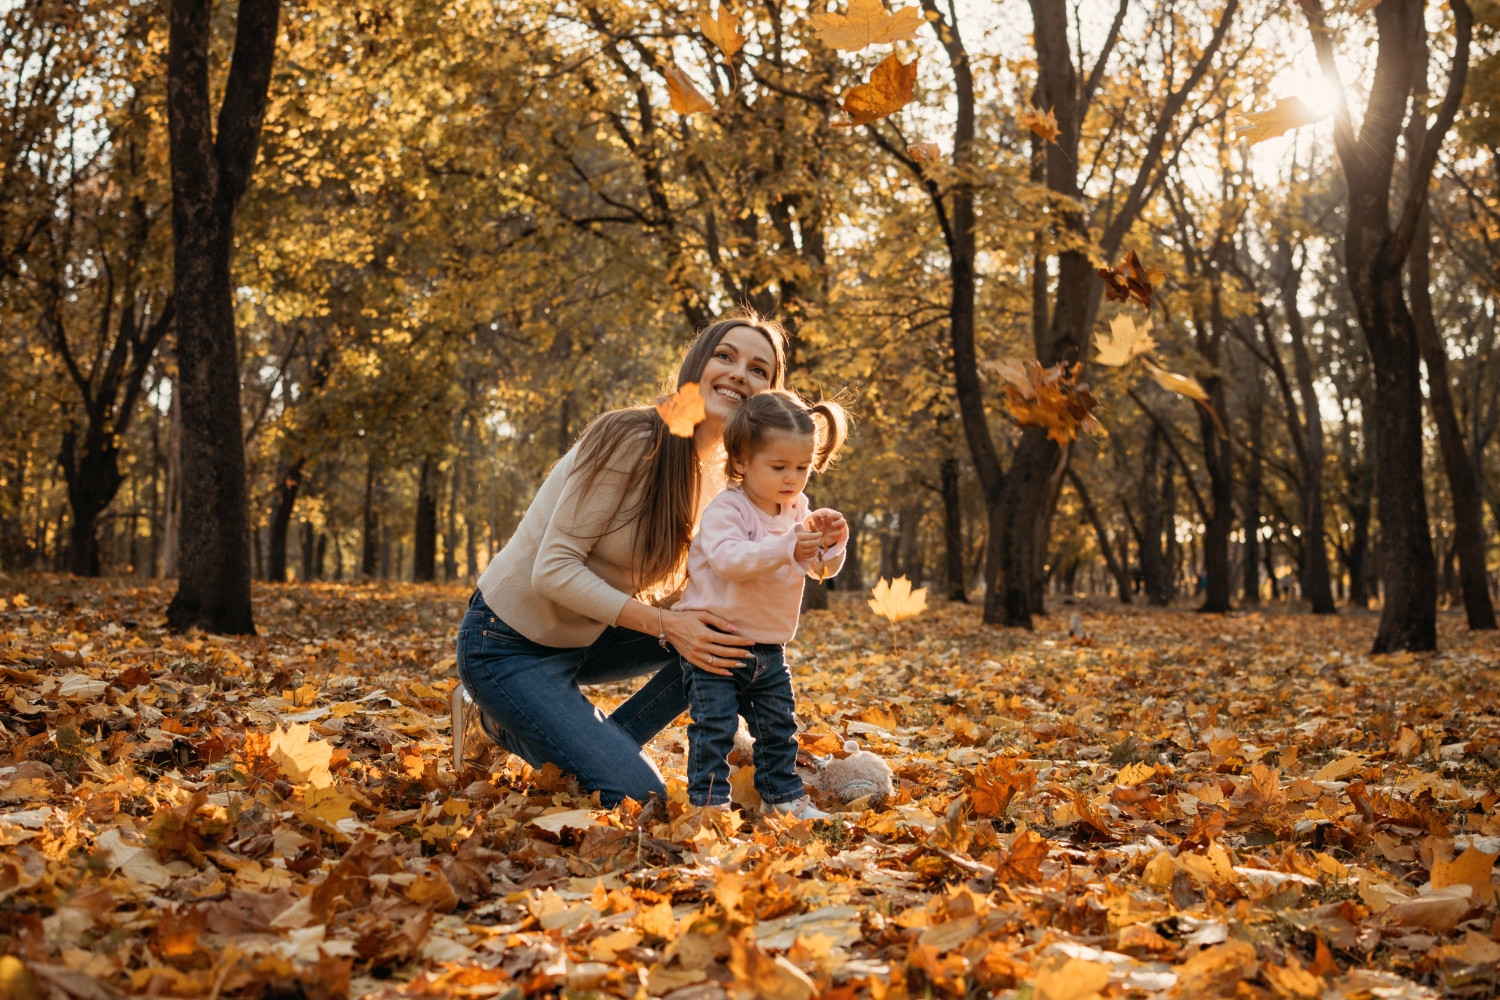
{"left": 663, "top": 608, "right": 754, "bottom": 676}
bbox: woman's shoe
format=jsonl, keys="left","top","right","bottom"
{"left": 451, "top": 685, "right": 502, "bottom": 772}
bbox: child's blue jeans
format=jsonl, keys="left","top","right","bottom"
{"left": 682, "top": 643, "right": 805, "bottom": 807}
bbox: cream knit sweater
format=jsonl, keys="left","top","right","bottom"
{"left": 477, "top": 431, "right": 712, "bottom": 648}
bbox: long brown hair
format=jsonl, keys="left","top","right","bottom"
{"left": 722, "top": 389, "right": 851, "bottom": 485}
{"left": 569, "top": 313, "right": 788, "bottom": 600}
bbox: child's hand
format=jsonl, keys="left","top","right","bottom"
{"left": 807, "top": 508, "right": 848, "bottom": 549}
{"left": 793, "top": 529, "right": 823, "bottom": 563}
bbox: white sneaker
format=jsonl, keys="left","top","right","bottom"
{"left": 762, "top": 794, "right": 830, "bottom": 821}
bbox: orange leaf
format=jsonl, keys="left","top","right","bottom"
{"left": 1096, "top": 248, "right": 1166, "bottom": 310}
{"left": 664, "top": 64, "right": 714, "bottom": 115}
{"left": 656, "top": 382, "right": 706, "bottom": 436}
{"left": 908, "top": 140, "right": 941, "bottom": 165}
{"left": 699, "top": 5, "right": 744, "bottom": 58}
{"left": 1019, "top": 105, "right": 1060, "bottom": 144}
{"left": 811, "top": 0, "right": 922, "bottom": 51}
{"left": 1233, "top": 96, "right": 1329, "bottom": 145}
{"left": 835, "top": 53, "right": 917, "bottom": 127}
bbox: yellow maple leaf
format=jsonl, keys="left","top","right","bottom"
{"left": 656, "top": 382, "right": 707, "bottom": 436}
{"left": 835, "top": 53, "right": 917, "bottom": 127}
{"left": 268, "top": 722, "right": 332, "bottom": 787}
{"left": 868, "top": 575, "right": 927, "bottom": 624}
{"left": 1233, "top": 96, "right": 1328, "bottom": 145}
{"left": 1019, "top": 105, "right": 1060, "bottom": 143}
{"left": 1115, "top": 760, "right": 1157, "bottom": 787}
{"left": 811, "top": 0, "right": 922, "bottom": 51}
{"left": 1094, "top": 314, "right": 1157, "bottom": 367}
{"left": 664, "top": 63, "right": 714, "bottom": 115}
{"left": 699, "top": 5, "right": 744, "bottom": 58}
{"left": 1430, "top": 846, "right": 1498, "bottom": 905}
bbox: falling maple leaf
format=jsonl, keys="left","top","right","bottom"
{"left": 811, "top": 0, "right": 923, "bottom": 51}
{"left": 992, "top": 359, "right": 1102, "bottom": 444}
{"left": 1140, "top": 357, "right": 1228, "bottom": 439}
{"left": 1140, "top": 357, "right": 1207, "bottom": 403}
{"left": 1019, "top": 105, "right": 1060, "bottom": 144}
{"left": 868, "top": 575, "right": 926, "bottom": 623}
{"left": 656, "top": 382, "right": 706, "bottom": 436}
{"left": 1233, "top": 95, "right": 1329, "bottom": 145}
{"left": 834, "top": 52, "right": 917, "bottom": 127}
{"left": 699, "top": 5, "right": 744, "bottom": 59}
{"left": 1094, "top": 314, "right": 1157, "bottom": 367}
{"left": 1097, "top": 248, "right": 1166, "bottom": 310}
{"left": 908, "top": 140, "right": 942, "bottom": 165}
{"left": 664, "top": 63, "right": 714, "bottom": 115}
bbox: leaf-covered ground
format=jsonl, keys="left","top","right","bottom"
{"left": 2, "top": 578, "right": 1498, "bottom": 1000}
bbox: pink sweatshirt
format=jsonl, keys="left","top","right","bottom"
{"left": 675, "top": 488, "right": 847, "bottom": 644}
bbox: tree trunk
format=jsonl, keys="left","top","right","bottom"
{"left": 1198, "top": 382, "right": 1233, "bottom": 612}
{"left": 361, "top": 458, "right": 379, "bottom": 579}
{"left": 163, "top": 387, "right": 182, "bottom": 577}
{"left": 265, "top": 458, "right": 303, "bottom": 582}
{"left": 1301, "top": 0, "right": 1471, "bottom": 651}
{"left": 940, "top": 456, "right": 966, "bottom": 602}
{"left": 1241, "top": 371, "right": 1264, "bottom": 605}
{"left": 1279, "top": 252, "right": 1338, "bottom": 614}
{"left": 1411, "top": 211, "right": 1496, "bottom": 627}
{"left": 164, "top": 0, "right": 280, "bottom": 633}
{"left": 1067, "top": 468, "right": 1131, "bottom": 602}
{"left": 58, "top": 422, "right": 122, "bottom": 577}
{"left": 414, "top": 457, "right": 438, "bottom": 582}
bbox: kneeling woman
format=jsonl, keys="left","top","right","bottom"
{"left": 452, "top": 315, "right": 787, "bottom": 805}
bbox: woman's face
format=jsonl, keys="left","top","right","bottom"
{"left": 698, "top": 325, "right": 777, "bottom": 429}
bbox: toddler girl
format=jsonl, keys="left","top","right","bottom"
{"left": 674, "top": 390, "right": 850, "bottom": 819}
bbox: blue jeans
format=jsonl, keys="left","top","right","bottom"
{"left": 455, "top": 591, "right": 686, "bottom": 806}
{"left": 682, "top": 643, "right": 804, "bottom": 806}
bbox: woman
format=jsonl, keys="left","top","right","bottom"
{"left": 452, "top": 315, "right": 788, "bottom": 805}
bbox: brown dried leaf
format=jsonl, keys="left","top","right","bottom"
{"left": 664, "top": 65, "right": 714, "bottom": 115}
{"left": 835, "top": 53, "right": 917, "bottom": 127}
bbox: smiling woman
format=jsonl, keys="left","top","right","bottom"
{"left": 450, "top": 313, "right": 789, "bottom": 806}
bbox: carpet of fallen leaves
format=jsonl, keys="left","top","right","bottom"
{"left": 2, "top": 577, "right": 1499, "bottom": 1000}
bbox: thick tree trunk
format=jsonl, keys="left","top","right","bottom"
{"left": 414, "top": 457, "right": 438, "bottom": 582}
{"left": 59, "top": 424, "right": 122, "bottom": 577}
{"left": 265, "top": 458, "right": 303, "bottom": 582}
{"left": 1302, "top": 0, "right": 1470, "bottom": 651}
{"left": 164, "top": 0, "right": 279, "bottom": 633}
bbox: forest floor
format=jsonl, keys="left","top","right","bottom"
{"left": 1, "top": 577, "right": 1498, "bottom": 1000}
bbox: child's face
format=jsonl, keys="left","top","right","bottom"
{"left": 736, "top": 432, "right": 815, "bottom": 515}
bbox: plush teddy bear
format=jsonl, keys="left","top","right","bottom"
{"left": 730, "top": 727, "right": 894, "bottom": 810}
